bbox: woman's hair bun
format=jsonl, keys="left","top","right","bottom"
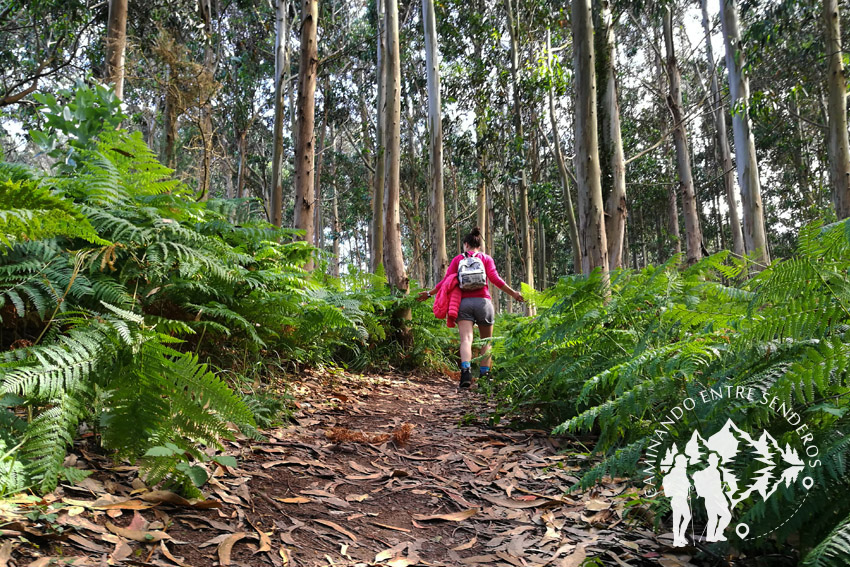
{"left": 471, "top": 227, "right": 481, "bottom": 236}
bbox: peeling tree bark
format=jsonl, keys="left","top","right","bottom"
{"left": 720, "top": 0, "right": 769, "bottom": 267}
{"left": 505, "top": 0, "right": 534, "bottom": 292}
{"left": 271, "top": 0, "right": 289, "bottom": 226}
{"left": 422, "top": 0, "right": 448, "bottom": 286}
{"left": 371, "top": 0, "right": 386, "bottom": 272}
{"left": 293, "top": 0, "right": 319, "bottom": 269}
{"left": 382, "top": 0, "right": 408, "bottom": 294}
{"left": 594, "top": 0, "right": 627, "bottom": 271}
{"left": 664, "top": 7, "right": 703, "bottom": 265}
{"left": 824, "top": 0, "right": 850, "bottom": 218}
{"left": 700, "top": 0, "right": 744, "bottom": 257}
{"left": 572, "top": 0, "right": 609, "bottom": 282}
{"left": 104, "top": 0, "right": 128, "bottom": 100}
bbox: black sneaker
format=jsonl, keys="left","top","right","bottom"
{"left": 459, "top": 369, "right": 472, "bottom": 389}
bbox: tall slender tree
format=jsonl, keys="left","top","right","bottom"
{"left": 293, "top": 0, "right": 319, "bottom": 269}
{"left": 382, "top": 0, "right": 408, "bottom": 293}
{"left": 422, "top": 0, "right": 447, "bottom": 285}
{"left": 104, "top": 0, "right": 128, "bottom": 100}
{"left": 663, "top": 7, "right": 702, "bottom": 265}
{"left": 720, "top": 0, "right": 769, "bottom": 266}
{"left": 546, "top": 29, "right": 581, "bottom": 272}
{"left": 271, "top": 0, "right": 289, "bottom": 227}
{"left": 505, "top": 0, "right": 534, "bottom": 292}
{"left": 572, "top": 0, "right": 609, "bottom": 279}
{"left": 371, "top": 0, "right": 387, "bottom": 272}
{"left": 595, "top": 0, "right": 627, "bottom": 270}
{"left": 700, "top": 0, "right": 744, "bottom": 257}
{"left": 824, "top": 0, "right": 850, "bottom": 218}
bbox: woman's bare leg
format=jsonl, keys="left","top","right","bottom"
{"left": 478, "top": 324, "right": 493, "bottom": 368}
{"left": 459, "top": 320, "right": 475, "bottom": 364}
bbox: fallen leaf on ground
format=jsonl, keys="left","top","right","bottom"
{"left": 452, "top": 537, "right": 477, "bottom": 551}
{"left": 105, "top": 521, "right": 170, "bottom": 542}
{"left": 217, "top": 532, "right": 247, "bottom": 566}
{"left": 411, "top": 508, "right": 478, "bottom": 522}
{"left": 314, "top": 519, "right": 358, "bottom": 542}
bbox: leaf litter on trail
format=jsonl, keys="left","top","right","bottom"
{"left": 3, "top": 370, "right": 672, "bottom": 567}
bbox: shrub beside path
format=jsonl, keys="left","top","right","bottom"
{"left": 0, "top": 371, "right": 690, "bottom": 566}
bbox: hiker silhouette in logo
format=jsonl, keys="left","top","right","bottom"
{"left": 692, "top": 453, "right": 732, "bottom": 542}
{"left": 662, "top": 454, "right": 691, "bottom": 547}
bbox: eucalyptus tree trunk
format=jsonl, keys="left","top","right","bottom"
{"left": 700, "top": 0, "right": 744, "bottom": 257}
{"left": 382, "top": 0, "right": 408, "bottom": 294}
{"left": 594, "top": 0, "right": 627, "bottom": 270}
{"left": 572, "top": 0, "right": 609, "bottom": 279}
{"left": 371, "top": 0, "right": 387, "bottom": 272}
{"left": 105, "top": 0, "right": 128, "bottom": 100}
{"left": 505, "top": 0, "right": 534, "bottom": 291}
{"left": 546, "top": 29, "right": 581, "bottom": 272}
{"left": 824, "top": 0, "right": 850, "bottom": 218}
{"left": 422, "top": 0, "right": 448, "bottom": 285}
{"left": 293, "top": 0, "right": 319, "bottom": 269}
{"left": 331, "top": 132, "right": 340, "bottom": 278}
{"left": 271, "top": 0, "right": 288, "bottom": 227}
{"left": 314, "top": 75, "right": 330, "bottom": 249}
{"left": 196, "top": 0, "right": 215, "bottom": 201}
{"left": 236, "top": 131, "right": 248, "bottom": 199}
{"left": 720, "top": 0, "right": 769, "bottom": 266}
{"left": 487, "top": 184, "right": 499, "bottom": 310}
{"left": 663, "top": 8, "right": 703, "bottom": 265}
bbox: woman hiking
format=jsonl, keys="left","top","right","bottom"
{"left": 417, "top": 227, "right": 524, "bottom": 389}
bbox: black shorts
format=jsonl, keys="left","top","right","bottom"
{"left": 457, "top": 297, "right": 495, "bottom": 326}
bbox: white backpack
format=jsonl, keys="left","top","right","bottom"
{"left": 458, "top": 252, "right": 487, "bottom": 290}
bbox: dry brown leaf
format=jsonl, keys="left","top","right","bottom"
{"left": 110, "top": 541, "right": 133, "bottom": 562}
{"left": 411, "top": 508, "right": 478, "bottom": 522}
{"left": 585, "top": 499, "right": 611, "bottom": 512}
{"left": 105, "top": 521, "right": 171, "bottom": 542}
{"left": 480, "top": 494, "right": 548, "bottom": 509}
{"left": 274, "top": 496, "right": 312, "bottom": 504}
{"left": 159, "top": 541, "right": 187, "bottom": 566}
{"left": 0, "top": 542, "right": 13, "bottom": 567}
{"left": 217, "top": 532, "right": 247, "bottom": 566}
{"left": 370, "top": 521, "right": 410, "bottom": 533}
{"left": 451, "top": 537, "right": 477, "bottom": 551}
{"left": 559, "top": 543, "right": 588, "bottom": 567}
{"left": 348, "top": 461, "right": 373, "bottom": 473}
{"left": 314, "top": 519, "right": 358, "bottom": 542}
{"left": 459, "top": 554, "right": 500, "bottom": 564}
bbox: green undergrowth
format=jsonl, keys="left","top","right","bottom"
{"left": 0, "top": 84, "right": 454, "bottom": 498}
{"left": 484, "top": 224, "right": 850, "bottom": 565}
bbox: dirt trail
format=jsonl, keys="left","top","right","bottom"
{"left": 1, "top": 371, "right": 682, "bottom": 566}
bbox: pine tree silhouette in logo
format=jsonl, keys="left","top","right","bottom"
{"left": 660, "top": 419, "right": 805, "bottom": 546}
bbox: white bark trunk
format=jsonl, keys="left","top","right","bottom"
{"left": 382, "top": 0, "right": 408, "bottom": 292}
{"left": 664, "top": 8, "right": 703, "bottom": 265}
{"left": 824, "top": 0, "right": 850, "bottom": 218}
{"left": 271, "top": 0, "right": 288, "bottom": 227}
{"left": 371, "top": 0, "right": 386, "bottom": 272}
{"left": 422, "top": 0, "right": 448, "bottom": 285}
{"left": 547, "top": 29, "right": 581, "bottom": 272}
{"left": 105, "top": 0, "right": 128, "bottom": 100}
{"left": 572, "top": 0, "right": 609, "bottom": 280}
{"left": 596, "top": 0, "right": 627, "bottom": 271}
{"left": 701, "top": 0, "right": 744, "bottom": 257}
{"left": 720, "top": 0, "right": 769, "bottom": 266}
{"left": 293, "top": 0, "right": 319, "bottom": 269}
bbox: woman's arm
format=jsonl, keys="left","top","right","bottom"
{"left": 498, "top": 282, "right": 524, "bottom": 303}
{"left": 417, "top": 255, "right": 460, "bottom": 301}
{"left": 483, "top": 255, "right": 524, "bottom": 302}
